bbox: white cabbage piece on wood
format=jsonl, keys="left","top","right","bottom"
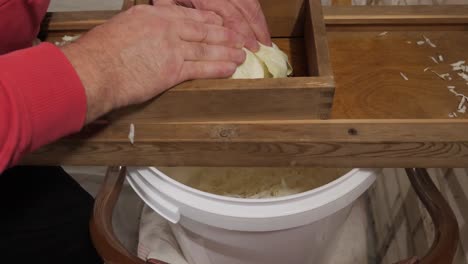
{"left": 231, "top": 42, "right": 293, "bottom": 79}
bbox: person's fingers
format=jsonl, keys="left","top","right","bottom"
{"left": 190, "top": 0, "right": 259, "bottom": 51}
{"left": 177, "top": 22, "right": 245, "bottom": 48}
{"left": 229, "top": 0, "right": 271, "bottom": 46}
{"left": 182, "top": 42, "right": 245, "bottom": 64}
{"left": 177, "top": 6, "right": 223, "bottom": 25}
{"left": 180, "top": 61, "right": 237, "bottom": 80}
{"left": 152, "top": 3, "right": 223, "bottom": 25}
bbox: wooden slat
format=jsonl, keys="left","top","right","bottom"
{"left": 44, "top": 0, "right": 149, "bottom": 32}
{"left": 105, "top": 77, "right": 333, "bottom": 122}
{"left": 21, "top": 120, "right": 468, "bottom": 168}
{"left": 43, "top": 0, "right": 305, "bottom": 37}
{"left": 323, "top": 5, "right": 468, "bottom": 25}
{"left": 331, "top": 0, "right": 352, "bottom": 6}
{"left": 57, "top": 120, "right": 468, "bottom": 142}
{"left": 42, "top": 4, "right": 468, "bottom": 38}
{"left": 259, "top": 0, "right": 305, "bottom": 37}
{"left": 305, "top": 0, "right": 333, "bottom": 77}
{"left": 46, "top": 11, "right": 118, "bottom": 31}
{"left": 121, "top": 0, "right": 135, "bottom": 10}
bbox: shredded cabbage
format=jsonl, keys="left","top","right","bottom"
{"left": 159, "top": 167, "right": 350, "bottom": 199}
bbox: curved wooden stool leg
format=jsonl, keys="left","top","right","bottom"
{"left": 393, "top": 168, "right": 460, "bottom": 264}
{"left": 90, "top": 166, "right": 167, "bottom": 264}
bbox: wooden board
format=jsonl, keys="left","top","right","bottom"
{"left": 23, "top": 4, "right": 468, "bottom": 168}
{"left": 22, "top": 120, "right": 468, "bottom": 168}
{"left": 43, "top": 0, "right": 308, "bottom": 38}
{"left": 323, "top": 5, "right": 468, "bottom": 25}
{"left": 323, "top": 6, "right": 468, "bottom": 119}
{"left": 329, "top": 30, "right": 468, "bottom": 119}
{"left": 305, "top": 0, "right": 333, "bottom": 76}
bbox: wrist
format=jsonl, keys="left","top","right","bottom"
{"left": 60, "top": 42, "right": 115, "bottom": 123}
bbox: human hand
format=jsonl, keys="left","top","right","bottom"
{"left": 156, "top": 0, "right": 271, "bottom": 51}
{"left": 61, "top": 4, "right": 246, "bottom": 123}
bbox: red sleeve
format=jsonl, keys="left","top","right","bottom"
{"left": 0, "top": 0, "right": 50, "bottom": 54}
{"left": 0, "top": 43, "right": 87, "bottom": 172}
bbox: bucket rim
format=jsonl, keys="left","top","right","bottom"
{"left": 127, "top": 167, "right": 378, "bottom": 231}
{"left": 147, "top": 167, "right": 360, "bottom": 203}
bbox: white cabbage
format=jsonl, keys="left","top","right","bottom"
{"left": 231, "top": 48, "right": 266, "bottom": 79}
{"left": 231, "top": 42, "right": 293, "bottom": 79}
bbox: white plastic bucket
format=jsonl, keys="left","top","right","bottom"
{"left": 127, "top": 167, "right": 377, "bottom": 264}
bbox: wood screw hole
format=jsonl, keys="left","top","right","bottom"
{"left": 348, "top": 128, "right": 358, "bottom": 136}
{"left": 219, "top": 130, "right": 229, "bottom": 137}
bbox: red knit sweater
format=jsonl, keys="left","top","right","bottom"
{"left": 0, "top": 0, "right": 87, "bottom": 172}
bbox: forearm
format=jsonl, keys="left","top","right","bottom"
{"left": 60, "top": 42, "right": 114, "bottom": 123}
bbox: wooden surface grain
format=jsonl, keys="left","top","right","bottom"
{"left": 305, "top": 0, "right": 333, "bottom": 76}
{"left": 328, "top": 30, "right": 468, "bottom": 119}
{"left": 323, "top": 5, "right": 468, "bottom": 25}
{"left": 45, "top": 0, "right": 307, "bottom": 38}
{"left": 22, "top": 120, "right": 468, "bottom": 167}
{"left": 324, "top": 5, "right": 468, "bottom": 119}
{"left": 103, "top": 77, "right": 333, "bottom": 123}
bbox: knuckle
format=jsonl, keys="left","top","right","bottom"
{"left": 195, "top": 44, "right": 208, "bottom": 58}
{"left": 206, "top": 11, "right": 221, "bottom": 22}
{"left": 192, "top": 23, "right": 209, "bottom": 42}
{"left": 207, "top": 10, "right": 217, "bottom": 17}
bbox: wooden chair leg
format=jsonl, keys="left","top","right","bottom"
{"left": 89, "top": 166, "right": 167, "bottom": 264}
{"left": 392, "top": 168, "right": 460, "bottom": 264}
